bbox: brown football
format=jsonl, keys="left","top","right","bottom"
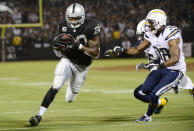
{"left": 59, "top": 34, "right": 74, "bottom": 45}
{"left": 60, "top": 34, "right": 72, "bottom": 39}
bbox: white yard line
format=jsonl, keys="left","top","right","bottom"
{"left": 0, "top": 105, "right": 194, "bottom": 115}
{"left": 0, "top": 120, "right": 194, "bottom": 131}
{"left": 81, "top": 88, "right": 178, "bottom": 94}
{"left": 8, "top": 82, "right": 52, "bottom": 86}
{"left": 0, "top": 88, "right": 192, "bottom": 104}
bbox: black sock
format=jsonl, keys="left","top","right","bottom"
{"left": 41, "top": 87, "right": 58, "bottom": 108}
{"left": 146, "top": 104, "right": 157, "bottom": 116}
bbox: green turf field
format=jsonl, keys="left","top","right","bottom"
{"left": 0, "top": 58, "right": 194, "bottom": 131}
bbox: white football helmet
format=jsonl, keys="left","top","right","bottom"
{"left": 146, "top": 9, "right": 167, "bottom": 34}
{"left": 136, "top": 19, "right": 146, "bottom": 41}
{"left": 65, "top": 3, "right": 85, "bottom": 28}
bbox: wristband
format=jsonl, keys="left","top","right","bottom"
{"left": 123, "top": 48, "right": 127, "bottom": 53}
{"left": 78, "top": 44, "right": 83, "bottom": 50}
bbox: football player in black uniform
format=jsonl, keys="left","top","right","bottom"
{"left": 29, "top": 3, "right": 101, "bottom": 126}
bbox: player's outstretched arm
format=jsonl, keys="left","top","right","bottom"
{"left": 104, "top": 39, "right": 150, "bottom": 57}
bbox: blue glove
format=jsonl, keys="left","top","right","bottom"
{"left": 147, "top": 63, "right": 165, "bottom": 72}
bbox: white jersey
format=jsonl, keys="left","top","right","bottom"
{"left": 144, "top": 25, "right": 186, "bottom": 72}
{"left": 144, "top": 45, "right": 160, "bottom": 64}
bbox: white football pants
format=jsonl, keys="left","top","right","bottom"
{"left": 178, "top": 74, "right": 193, "bottom": 90}
{"left": 53, "top": 57, "right": 89, "bottom": 103}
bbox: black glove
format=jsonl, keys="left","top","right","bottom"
{"left": 104, "top": 46, "right": 127, "bottom": 57}
{"left": 71, "top": 41, "right": 83, "bottom": 50}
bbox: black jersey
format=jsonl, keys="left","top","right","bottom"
{"left": 58, "top": 18, "right": 101, "bottom": 67}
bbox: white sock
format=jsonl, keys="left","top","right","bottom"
{"left": 158, "top": 99, "right": 161, "bottom": 105}
{"left": 37, "top": 106, "right": 47, "bottom": 116}
{"left": 145, "top": 113, "right": 152, "bottom": 118}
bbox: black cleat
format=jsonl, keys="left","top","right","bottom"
{"left": 29, "top": 115, "right": 42, "bottom": 126}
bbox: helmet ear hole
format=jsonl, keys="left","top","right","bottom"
{"left": 65, "top": 3, "right": 85, "bottom": 28}
{"left": 136, "top": 19, "right": 146, "bottom": 40}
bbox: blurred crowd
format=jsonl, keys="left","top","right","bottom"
{"left": 0, "top": 0, "right": 194, "bottom": 59}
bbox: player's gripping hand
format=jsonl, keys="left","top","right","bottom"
{"left": 147, "top": 63, "right": 165, "bottom": 72}
{"left": 136, "top": 63, "right": 149, "bottom": 71}
{"left": 71, "top": 41, "right": 83, "bottom": 50}
{"left": 104, "top": 46, "right": 126, "bottom": 57}
{"left": 136, "top": 63, "right": 165, "bottom": 72}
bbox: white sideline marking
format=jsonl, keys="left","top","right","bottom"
{"left": 0, "top": 100, "right": 65, "bottom": 104}
{"left": 0, "top": 120, "right": 194, "bottom": 130}
{"left": 0, "top": 100, "right": 38, "bottom": 104}
{"left": 0, "top": 105, "right": 194, "bottom": 115}
{"left": 8, "top": 82, "right": 52, "bottom": 86}
{"left": 7, "top": 81, "right": 68, "bottom": 87}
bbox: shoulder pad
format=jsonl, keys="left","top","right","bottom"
{"left": 85, "top": 19, "right": 101, "bottom": 38}
{"left": 58, "top": 20, "right": 67, "bottom": 34}
{"left": 163, "top": 26, "right": 180, "bottom": 40}
{"left": 144, "top": 31, "right": 158, "bottom": 44}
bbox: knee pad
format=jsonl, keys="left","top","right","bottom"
{"left": 53, "top": 60, "right": 72, "bottom": 90}
{"left": 53, "top": 75, "right": 64, "bottom": 90}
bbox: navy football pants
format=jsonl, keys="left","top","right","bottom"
{"left": 134, "top": 68, "right": 182, "bottom": 104}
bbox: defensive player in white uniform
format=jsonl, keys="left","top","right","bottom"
{"left": 136, "top": 20, "right": 193, "bottom": 94}
{"left": 29, "top": 3, "right": 101, "bottom": 126}
{"left": 105, "top": 9, "right": 193, "bottom": 122}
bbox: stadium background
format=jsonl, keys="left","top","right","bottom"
{"left": 0, "top": 0, "right": 194, "bottom": 131}
{"left": 0, "top": 0, "right": 194, "bottom": 61}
